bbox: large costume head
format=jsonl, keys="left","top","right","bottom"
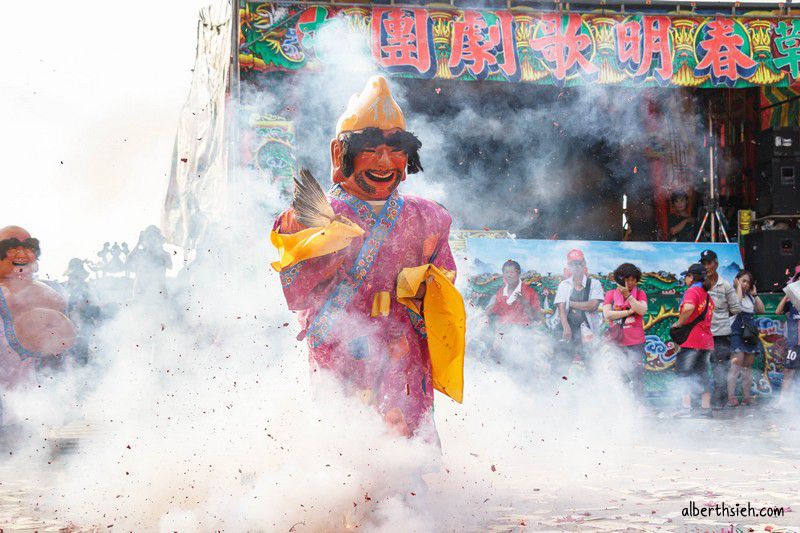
{"left": 330, "top": 76, "right": 423, "bottom": 201}
{"left": 0, "top": 226, "right": 40, "bottom": 282}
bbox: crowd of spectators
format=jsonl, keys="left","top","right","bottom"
{"left": 485, "top": 247, "right": 800, "bottom": 415}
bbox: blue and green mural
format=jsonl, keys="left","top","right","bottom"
{"left": 467, "top": 238, "right": 792, "bottom": 396}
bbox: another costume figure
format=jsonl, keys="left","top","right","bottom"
{"left": 1, "top": 226, "right": 76, "bottom": 422}
{"left": 271, "top": 77, "right": 465, "bottom": 439}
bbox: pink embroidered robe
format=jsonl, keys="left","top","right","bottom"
{"left": 273, "top": 185, "right": 456, "bottom": 437}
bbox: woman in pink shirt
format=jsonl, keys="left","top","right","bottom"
{"left": 671, "top": 263, "right": 715, "bottom": 417}
{"left": 603, "top": 263, "right": 648, "bottom": 397}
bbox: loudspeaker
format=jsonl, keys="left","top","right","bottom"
{"left": 758, "top": 127, "right": 800, "bottom": 163}
{"left": 743, "top": 229, "right": 800, "bottom": 291}
{"left": 755, "top": 159, "right": 800, "bottom": 216}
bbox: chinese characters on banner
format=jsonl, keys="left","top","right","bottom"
{"left": 448, "top": 11, "right": 517, "bottom": 79}
{"left": 530, "top": 13, "right": 598, "bottom": 82}
{"left": 616, "top": 15, "right": 673, "bottom": 82}
{"left": 371, "top": 8, "right": 434, "bottom": 75}
{"left": 694, "top": 18, "right": 757, "bottom": 86}
{"left": 240, "top": 3, "right": 800, "bottom": 88}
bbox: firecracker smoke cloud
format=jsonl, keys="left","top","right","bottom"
{"left": 2, "top": 7, "right": 799, "bottom": 532}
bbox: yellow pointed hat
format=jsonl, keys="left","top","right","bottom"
{"left": 335, "top": 76, "right": 406, "bottom": 136}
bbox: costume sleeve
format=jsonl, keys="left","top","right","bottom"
{"left": 396, "top": 264, "right": 465, "bottom": 403}
{"left": 271, "top": 208, "right": 363, "bottom": 273}
{"left": 272, "top": 209, "right": 360, "bottom": 312}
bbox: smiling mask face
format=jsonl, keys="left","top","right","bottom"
{"left": 0, "top": 226, "right": 40, "bottom": 282}
{"left": 330, "top": 76, "right": 423, "bottom": 202}
{"left": 331, "top": 128, "right": 422, "bottom": 201}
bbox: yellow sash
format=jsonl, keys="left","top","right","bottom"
{"left": 270, "top": 219, "right": 364, "bottom": 272}
{"left": 397, "top": 264, "right": 465, "bottom": 403}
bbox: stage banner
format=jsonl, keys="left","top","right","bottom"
{"left": 240, "top": 3, "right": 800, "bottom": 88}
{"left": 466, "top": 238, "right": 791, "bottom": 395}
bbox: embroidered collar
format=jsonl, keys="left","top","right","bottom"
{"left": 306, "top": 187, "right": 405, "bottom": 347}
{"left": 329, "top": 184, "right": 400, "bottom": 227}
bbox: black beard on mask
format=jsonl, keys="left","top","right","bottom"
{"left": 352, "top": 172, "right": 402, "bottom": 197}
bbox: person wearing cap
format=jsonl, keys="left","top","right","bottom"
{"left": 699, "top": 248, "right": 741, "bottom": 409}
{"left": 553, "top": 249, "right": 604, "bottom": 375}
{"left": 672, "top": 263, "right": 715, "bottom": 416}
{"left": 776, "top": 264, "right": 800, "bottom": 407}
{"left": 270, "top": 76, "right": 465, "bottom": 440}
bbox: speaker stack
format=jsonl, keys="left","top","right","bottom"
{"left": 747, "top": 128, "right": 800, "bottom": 291}
{"left": 756, "top": 128, "right": 800, "bottom": 216}
{"left": 743, "top": 229, "right": 800, "bottom": 291}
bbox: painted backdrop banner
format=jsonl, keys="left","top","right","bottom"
{"left": 240, "top": 2, "right": 800, "bottom": 88}
{"left": 466, "top": 239, "right": 792, "bottom": 395}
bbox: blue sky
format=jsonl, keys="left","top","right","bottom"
{"left": 467, "top": 239, "right": 743, "bottom": 283}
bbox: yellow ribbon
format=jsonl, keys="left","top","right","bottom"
{"left": 371, "top": 291, "right": 391, "bottom": 317}
{"left": 270, "top": 219, "right": 364, "bottom": 272}
{"left": 397, "top": 264, "right": 466, "bottom": 403}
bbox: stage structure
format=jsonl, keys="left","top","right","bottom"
{"left": 163, "top": 0, "right": 800, "bottom": 396}
{"left": 229, "top": 0, "right": 800, "bottom": 234}
{"left": 239, "top": 3, "right": 800, "bottom": 87}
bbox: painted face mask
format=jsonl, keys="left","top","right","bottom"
{"left": 334, "top": 128, "right": 422, "bottom": 201}
{"left": 0, "top": 229, "right": 40, "bottom": 281}
{"left": 330, "top": 76, "right": 423, "bottom": 202}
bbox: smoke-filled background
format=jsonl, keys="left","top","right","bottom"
{"left": 2, "top": 2, "right": 799, "bottom": 532}
{"left": 0, "top": 1, "right": 211, "bottom": 278}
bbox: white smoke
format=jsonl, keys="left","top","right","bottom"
{"left": 2, "top": 7, "right": 798, "bottom": 533}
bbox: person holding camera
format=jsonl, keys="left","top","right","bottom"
{"left": 671, "top": 263, "right": 715, "bottom": 417}
{"left": 726, "top": 270, "right": 765, "bottom": 407}
{"left": 602, "top": 263, "right": 648, "bottom": 397}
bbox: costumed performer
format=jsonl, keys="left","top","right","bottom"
{"left": 270, "top": 76, "right": 465, "bottom": 441}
